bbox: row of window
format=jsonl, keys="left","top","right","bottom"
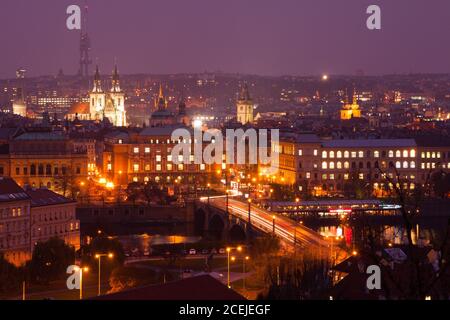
{"left": 0, "top": 164, "right": 82, "bottom": 176}
{"left": 318, "top": 149, "right": 416, "bottom": 159}
{"left": 0, "top": 207, "right": 25, "bottom": 219}
{"left": 320, "top": 161, "right": 416, "bottom": 170}
{"left": 299, "top": 172, "right": 416, "bottom": 181}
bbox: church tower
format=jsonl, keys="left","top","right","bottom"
{"left": 340, "top": 88, "right": 361, "bottom": 120}
{"left": 89, "top": 66, "right": 105, "bottom": 119}
{"left": 109, "top": 65, "right": 127, "bottom": 126}
{"left": 236, "top": 83, "right": 254, "bottom": 124}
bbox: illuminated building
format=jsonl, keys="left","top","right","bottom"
{"left": 0, "top": 177, "right": 31, "bottom": 266}
{"left": 103, "top": 126, "right": 219, "bottom": 187}
{"left": 273, "top": 134, "right": 450, "bottom": 197}
{"left": 0, "top": 130, "right": 89, "bottom": 195}
{"left": 340, "top": 90, "right": 361, "bottom": 120}
{"left": 0, "top": 177, "right": 80, "bottom": 267}
{"left": 236, "top": 84, "right": 254, "bottom": 125}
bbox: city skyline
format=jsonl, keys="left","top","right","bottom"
{"left": 1, "top": 0, "right": 450, "bottom": 78}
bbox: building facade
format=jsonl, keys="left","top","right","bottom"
{"left": 236, "top": 84, "right": 254, "bottom": 125}
{"left": 0, "top": 130, "right": 89, "bottom": 196}
{"left": 274, "top": 133, "right": 450, "bottom": 197}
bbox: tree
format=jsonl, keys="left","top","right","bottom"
{"left": 0, "top": 254, "right": 23, "bottom": 294}
{"left": 108, "top": 266, "right": 161, "bottom": 294}
{"left": 259, "top": 256, "right": 332, "bottom": 300}
{"left": 125, "top": 182, "right": 143, "bottom": 204}
{"left": 29, "top": 237, "right": 75, "bottom": 283}
{"left": 430, "top": 170, "right": 450, "bottom": 199}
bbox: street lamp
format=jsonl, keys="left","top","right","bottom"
{"left": 247, "top": 198, "right": 252, "bottom": 225}
{"left": 243, "top": 256, "right": 250, "bottom": 292}
{"left": 207, "top": 183, "right": 211, "bottom": 205}
{"left": 77, "top": 266, "right": 89, "bottom": 300}
{"left": 226, "top": 246, "right": 242, "bottom": 288}
{"left": 272, "top": 215, "right": 276, "bottom": 235}
{"left": 95, "top": 253, "right": 114, "bottom": 296}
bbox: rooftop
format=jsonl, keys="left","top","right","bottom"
{"left": 14, "top": 131, "right": 67, "bottom": 141}
{"left": 0, "top": 177, "right": 30, "bottom": 202}
{"left": 25, "top": 188, "right": 74, "bottom": 207}
{"left": 322, "top": 139, "right": 416, "bottom": 148}
{"left": 93, "top": 275, "right": 245, "bottom": 300}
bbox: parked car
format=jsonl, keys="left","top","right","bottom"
{"left": 219, "top": 248, "right": 226, "bottom": 254}
{"left": 189, "top": 249, "right": 197, "bottom": 255}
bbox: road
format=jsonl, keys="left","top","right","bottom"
{"left": 205, "top": 197, "right": 329, "bottom": 248}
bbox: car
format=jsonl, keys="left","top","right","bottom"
{"left": 219, "top": 248, "right": 226, "bottom": 254}
{"left": 189, "top": 249, "right": 197, "bottom": 255}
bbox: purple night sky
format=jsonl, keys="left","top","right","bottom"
{"left": 1, "top": 0, "right": 450, "bottom": 78}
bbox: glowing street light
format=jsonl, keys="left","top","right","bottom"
{"left": 76, "top": 266, "right": 89, "bottom": 300}
{"left": 95, "top": 253, "right": 114, "bottom": 296}
{"left": 226, "top": 246, "right": 243, "bottom": 288}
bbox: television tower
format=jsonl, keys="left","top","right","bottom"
{"left": 78, "top": 2, "right": 92, "bottom": 78}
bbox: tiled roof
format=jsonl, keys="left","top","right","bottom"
{"left": 0, "top": 177, "right": 29, "bottom": 202}
{"left": 25, "top": 188, "right": 74, "bottom": 207}
{"left": 14, "top": 132, "right": 66, "bottom": 141}
{"left": 93, "top": 275, "right": 245, "bottom": 300}
{"left": 140, "top": 125, "right": 191, "bottom": 137}
{"left": 322, "top": 139, "right": 416, "bottom": 148}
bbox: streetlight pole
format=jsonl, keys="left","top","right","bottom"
{"left": 95, "top": 253, "right": 114, "bottom": 296}
{"left": 78, "top": 266, "right": 88, "bottom": 300}
{"left": 247, "top": 199, "right": 251, "bottom": 225}
{"left": 227, "top": 248, "right": 231, "bottom": 288}
{"left": 272, "top": 215, "right": 276, "bottom": 235}
{"left": 243, "top": 256, "right": 249, "bottom": 293}
{"left": 226, "top": 246, "right": 242, "bottom": 288}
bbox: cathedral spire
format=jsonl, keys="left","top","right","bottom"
{"left": 157, "top": 83, "right": 167, "bottom": 111}
{"left": 93, "top": 65, "right": 102, "bottom": 92}
{"left": 239, "top": 83, "right": 252, "bottom": 101}
{"left": 111, "top": 64, "right": 121, "bottom": 92}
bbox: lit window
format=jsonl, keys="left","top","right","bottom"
{"left": 337, "top": 162, "right": 342, "bottom": 169}
{"left": 167, "top": 164, "right": 173, "bottom": 171}
{"left": 374, "top": 151, "right": 380, "bottom": 158}
{"left": 322, "top": 174, "right": 327, "bottom": 180}
{"left": 437, "top": 152, "right": 441, "bottom": 158}
{"left": 395, "top": 161, "right": 401, "bottom": 169}
{"left": 410, "top": 149, "right": 416, "bottom": 158}
{"left": 298, "top": 149, "right": 303, "bottom": 156}
{"left": 178, "top": 155, "right": 184, "bottom": 162}
{"left": 403, "top": 150, "right": 408, "bottom": 158}
{"left": 337, "top": 151, "right": 342, "bottom": 158}
{"left": 167, "top": 155, "right": 172, "bottom": 162}
{"left": 322, "top": 151, "right": 327, "bottom": 159}
{"left": 145, "top": 147, "right": 150, "bottom": 153}
{"left": 351, "top": 151, "right": 357, "bottom": 158}
{"left": 107, "top": 163, "right": 112, "bottom": 171}
{"left": 344, "top": 174, "right": 349, "bottom": 180}
{"left": 133, "top": 147, "right": 139, "bottom": 154}
{"left": 178, "top": 164, "right": 184, "bottom": 171}
{"left": 358, "top": 151, "right": 364, "bottom": 158}
{"left": 133, "top": 164, "right": 139, "bottom": 172}
{"left": 156, "top": 155, "right": 162, "bottom": 162}
{"left": 403, "top": 161, "right": 408, "bottom": 169}
{"left": 344, "top": 161, "right": 350, "bottom": 169}
{"left": 313, "top": 149, "right": 318, "bottom": 156}
{"left": 329, "top": 162, "right": 335, "bottom": 169}
{"left": 359, "top": 173, "right": 364, "bottom": 180}
{"left": 410, "top": 161, "right": 415, "bottom": 169}
{"left": 156, "top": 164, "right": 161, "bottom": 171}
{"left": 200, "top": 164, "right": 205, "bottom": 170}
{"left": 329, "top": 151, "right": 335, "bottom": 158}
{"left": 421, "top": 152, "right": 425, "bottom": 158}
{"left": 133, "top": 177, "right": 138, "bottom": 182}
{"left": 145, "top": 164, "right": 150, "bottom": 171}
{"left": 396, "top": 150, "right": 401, "bottom": 158}
{"left": 426, "top": 152, "right": 430, "bottom": 159}
{"left": 322, "top": 161, "right": 328, "bottom": 169}
{"left": 344, "top": 151, "right": 349, "bottom": 158}
{"left": 432, "top": 152, "right": 436, "bottom": 159}
{"left": 329, "top": 174, "right": 334, "bottom": 180}
{"left": 306, "top": 172, "right": 311, "bottom": 179}
{"left": 389, "top": 150, "right": 394, "bottom": 158}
